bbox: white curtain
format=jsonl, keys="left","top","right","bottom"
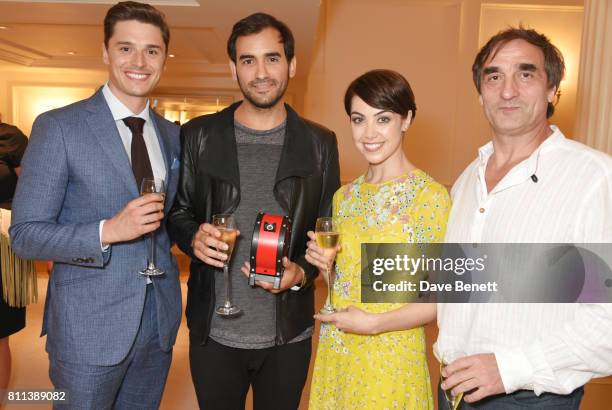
{"left": 574, "top": 0, "right": 612, "bottom": 154}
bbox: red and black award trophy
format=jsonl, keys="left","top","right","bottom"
{"left": 249, "top": 212, "right": 292, "bottom": 289}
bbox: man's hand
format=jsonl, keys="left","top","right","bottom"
{"left": 191, "top": 223, "right": 240, "bottom": 268}
{"left": 314, "top": 306, "right": 378, "bottom": 334}
{"left": 102, "top": 193, "right": 164, "bottom": 246}
{"left": 440, "top": 353, "right": 505, "bottom": 403}
{"left": 240, "top": 257, "right": 304, "bottom": 294}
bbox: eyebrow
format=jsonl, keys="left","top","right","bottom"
{"left": 115, "top": 41, "right": 162, "bottom": 49}
{"left": 374, "top": 110, "right": 392, "bottom": 116}
{"left": 483, "top": 63, "right": 538, "bottom": 75}
{"left": 518, "top": 63, "right": 537, "bottom": 71}
{"left": 238, "top": 52, "right": 282, "bottom": 60}
{"left": 483, "top": 66, "right": 499, "bottom": 76}
{"left": 350, "top": 110, "right": 392, "bottom": 116}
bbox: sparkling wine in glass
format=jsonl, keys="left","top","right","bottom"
{"left": 213, "top": 214, "right": 241, "bottom": 316}
{"left": 316, "top": 217, "right": 340, "bottom": 314}
{"left": 438, "top": 351, "right": 464, "bottom": 410}
{"left": 139, "top": 178, "right": 165, "bottom": 276}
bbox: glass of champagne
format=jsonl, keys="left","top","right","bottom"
{"left": 213, "top": 214, "right": 240, "bottom": 316}
{"left": 140, "top": 178, "right": 165, "bottom": 276}
{"left": 438, "top": 350, "right": 464, "bottom": 410}
{"left": 316, "top": 217, "right": 340, "bottom": 314}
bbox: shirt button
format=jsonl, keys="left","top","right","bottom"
{"left": 479, "top": 208, "right": 485, "bottom": 213}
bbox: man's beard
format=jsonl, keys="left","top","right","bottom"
{"left": 237, "top": 76, "right": 288, "bottom": 109}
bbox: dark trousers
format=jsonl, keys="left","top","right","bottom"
{"left": 438, "top": 382, "right": 583, "bottom": 410}
{"left": 189, "top": 336, "right": 311, "bottom": 410}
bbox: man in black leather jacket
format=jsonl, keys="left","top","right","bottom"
{"left": 168, "top": 13, "right": 340, "bottom": 410}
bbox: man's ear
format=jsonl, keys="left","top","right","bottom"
{"left": 478, "top": 94, "right": 483, "bottom": 106}
{"left": 102, "top": 43, "right": 109, "bottom": 65}
{"left": 229, "top": 60, "right": 237, "bottom": 81}
{"left": 547, "top": 86, "right": 557, "bottom": 103}
{"left": 289, "top": 57, "right": 297, "bottom": 79}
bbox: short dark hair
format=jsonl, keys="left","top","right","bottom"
{"left": 472, "top": 27, "right": 565, "bottom": 118}
{"left": 104, "top": 1, "right": 170, "bottom": 51}
{"left": 344, "top": 69, "right": 416, "bottom": 120}
{"left": 227, "top": 13, "right": 294, "bottom": 63}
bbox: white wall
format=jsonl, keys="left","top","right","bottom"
{"left": 304, "top": 0, "right": 583, "bottom": 185}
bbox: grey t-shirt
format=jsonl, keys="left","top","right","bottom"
{"left": 210, "top": 120, "right": 312, "bottom": 349}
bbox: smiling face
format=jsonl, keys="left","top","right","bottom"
{"left": 479, "top": 39, "right": 556, "bottom": 138}
{"left": 230, "top": 27, "right": 296, "bottom": 110}
{"left": 349, "top": 95, "right": 411, "bottom": 167}
{"left": 102, "top": 20, "right": 166, "bottom": 113}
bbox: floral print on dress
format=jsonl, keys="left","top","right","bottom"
{"left": 309, "top": 169, "right": 451, "bottom": 410}
{"left": 332, "top": 265, "right": 351, "bottom": 300}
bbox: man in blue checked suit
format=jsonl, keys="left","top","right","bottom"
{"left": 10, "top": 2, "right": 181, "bottom": 408}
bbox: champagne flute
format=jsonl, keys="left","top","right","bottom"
{"left": 213, "top": 214, "right": 240, "bottom": 316}
{"left": 139, "top": 178, "right": 165, "bottom": 276}
{"left": 316, "top": 217, "right": 340, "bottom": 314}
{"left": 438, "top": 350, "right": 464, "bottom": 410}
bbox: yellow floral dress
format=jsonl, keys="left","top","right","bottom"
{"left": 309, "top": 169, "right": 450, "bottom": 410}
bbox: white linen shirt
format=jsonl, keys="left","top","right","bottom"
{"left": 436, "top": 125, "right": 612, "bottom": 395}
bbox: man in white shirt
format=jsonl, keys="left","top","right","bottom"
{"left": 436, "top": 27, "right": 612, "bottom": 409}
{"left": 10, "top": 2, "right": 181, "bottom": 408}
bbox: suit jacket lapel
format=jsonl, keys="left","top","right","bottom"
{"left": 149, "top": 111, "right": 170, "bottom": 174}
{"left": 149, "top": 111, "right": 177, "bottom": 213}
{"left": 85, "top": 90, "right": 139, "bottom": 196}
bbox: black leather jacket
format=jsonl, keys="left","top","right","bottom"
{"left": 168, "top": 102, "right": 340, "bottom": 345}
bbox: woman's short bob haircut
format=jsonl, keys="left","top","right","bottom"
{"left": 344, "top": 69, "right": 416, "bottom": 120}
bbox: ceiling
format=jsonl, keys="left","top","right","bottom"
{"left": 0, "top": 0, "right": 322, "bottom": 81}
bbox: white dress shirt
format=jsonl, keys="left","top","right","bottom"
{"left": 98, "top": 84, "right": 167, "bottom": 271}
{"left": 436, "top": 125, "right": 612, "bottom": 395}
{"left": 101, "top": 84, "right": 166, "bottom": 183}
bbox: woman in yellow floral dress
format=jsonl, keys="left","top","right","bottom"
{"left": 306, "top": 69, "right": 450, "bottom": 410}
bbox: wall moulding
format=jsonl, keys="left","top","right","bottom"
{"left": 481, "top": 4, "right": 583, "bottom": 13}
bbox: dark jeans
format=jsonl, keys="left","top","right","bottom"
{"left": 189, "top": 336, "right": 311, "bottom": 410}
{"left": 438, "top": 382, "right": 583, "bottom": 410}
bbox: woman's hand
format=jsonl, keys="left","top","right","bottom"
{"left": 314, "top": 306, "right": 379, "bottom": 335}
{"left": 315, "top": 304, "right": 437, "bottom": 335}
{"left": 305, "top": 231, "right": 340, "bottom": 283}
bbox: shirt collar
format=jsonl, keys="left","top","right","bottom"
{"left": 102, "top": 83, "right": 150, "bottom": 122}
{"left": 478, "top": 125, "right": 565, "bottom": 168}
{"left": 476, "top": 125, "right": 566, "bottom": 193}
